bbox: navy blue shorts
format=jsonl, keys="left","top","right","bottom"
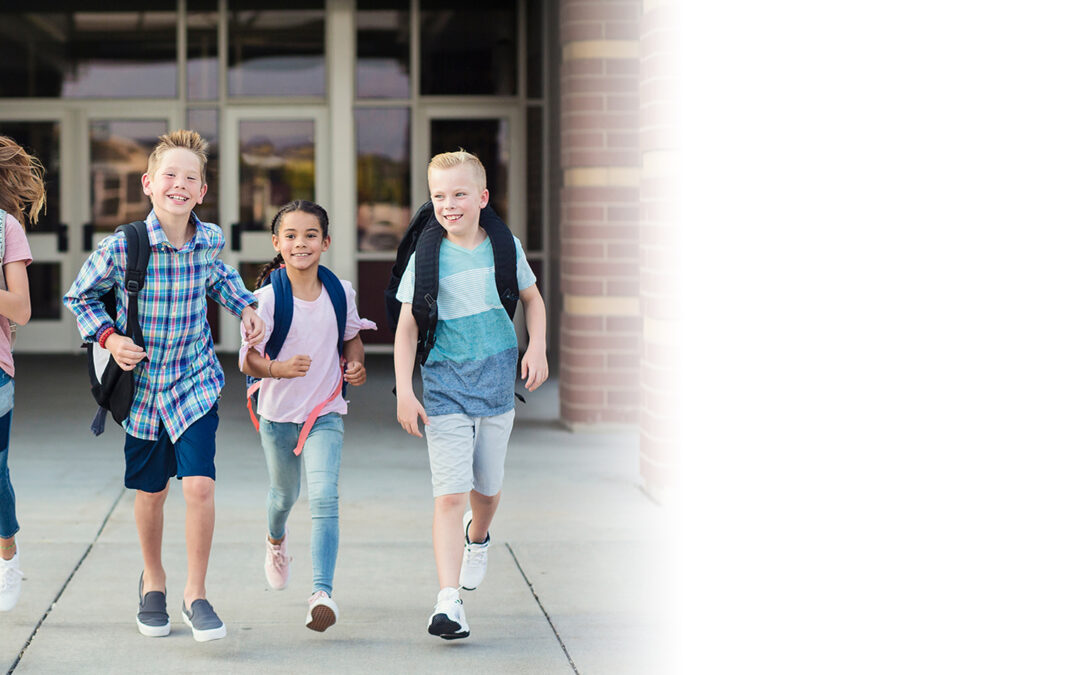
{"left": 123, "top": 403, "right": 219, "bottom": 492}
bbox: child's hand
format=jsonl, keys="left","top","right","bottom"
{"left": 344, "top": 361, "right": 367, "bottom": 386}
{"left": 396, "top": 391, "right": 428, "bottom": 438}
{"left": 521, "top": 345, "right": 549, "bottom": 391}
{"left": 242, "top": 305, "right": 265, "bottom": 346}
{"left": 106, "top": 334, "right": 146, "bottom": 371}
{"left": 276, "top": 354, "right": 311, "bottom": 379}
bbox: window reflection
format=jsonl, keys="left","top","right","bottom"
{"left": 238, "top": 120, "right": 315, "bottom": 231}
{"left": 430, "top": 119, "right": 509, "bottom": 221}
{"left": 90, "top": 120, "right": 167, "bottom": 231}
{"left": 188, "top": 0, "right": 220, "bottom": 101}
{"left": 420, "top": 0, "right": 517, "bottom": 96}
{"left": 187, "top": 109, "right": 220, "bottom": 225}
{"left": 228, "top": 4, "right": 325, "bottom": 97}
{"left": 356, "top": 109, "right": 410, "bottom": 252}
{"left": 0, "top": 122, "right": 60, "bottom": 232}
{"left": 356, "top": 2, "right": 410, "bottom": 98}
{"left": 0, "top": 3, "right": 177, "bottom": 99}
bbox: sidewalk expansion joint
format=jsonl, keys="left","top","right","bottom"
{"left": 505, "top": 542, "right": 580, "bottom": 675}
{"left": 7, "top": 485, "right": 126, "bottom": 675}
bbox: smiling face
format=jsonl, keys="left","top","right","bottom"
{"left": 272, "top": 210, "right": 329, "bottom": 272}
{"left": 428, "top": 165, "right": 489, "bottom": 246}
{"left": 141, "top": 147, "right": 206, "bottom": 222}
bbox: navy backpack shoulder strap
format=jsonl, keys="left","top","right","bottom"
{"left": 265, "top": 267, "right": 292, "bottom": 360}
{"left": 412, "top": 220, "right": 443, "bottom": 364}
{"left": 479, "top": 206, "right": 519, "bottom": 320}
{"left": 317, "top": 265, "right": 347, "bottom": 356}
{"left": 385, "top": 200, "right": 435, "bottom": 331}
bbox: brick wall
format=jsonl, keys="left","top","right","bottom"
{"left": 638, "top": 0, "right": 679, "bottom": 497}
{"left": 558, "top": 0, "right": 642, "bottom": 428}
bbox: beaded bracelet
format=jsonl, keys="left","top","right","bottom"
{"left": 98, "top": 326, "right": 116, "bottom": 348}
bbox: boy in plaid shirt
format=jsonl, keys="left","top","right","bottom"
{"left": 64, "top": 130, "right": 264, "bottom": 642}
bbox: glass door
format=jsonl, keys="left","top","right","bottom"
{"left": 218, "top": 107, "right": 329, "bottom": 350}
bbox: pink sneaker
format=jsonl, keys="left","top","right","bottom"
{"left": 264, "top": 531, "right": 291, "bottom": 590}
{"left": 306, "top": 591, "right": 339, "bottom": 632}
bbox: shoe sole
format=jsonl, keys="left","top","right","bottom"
{"left": 428, "top": 613, "right": 470, "bottom": 640}
{"left": 306, "top": 605, "right": 337, "bottom": 632}
{"left": 137, "top": 619, "right": 171, "bottom": 637}
{"left": 182, "top": 611, "right": 227, "bottom": 642}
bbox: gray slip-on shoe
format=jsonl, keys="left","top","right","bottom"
{"left": 136, "top": 573, "right": 170, "bottom": 637}
{"left": 182, "top": 599, "right": 227, "bottom": 642}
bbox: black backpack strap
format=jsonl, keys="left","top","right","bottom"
{"left": 318, "top": 265, "right": 347, "bottom": 356}
{"left": 479, "top": 206, "right": 520, "bottom": 320}
{"left": 119, "top": 221, "right": 150, "bottom": 349}
{"left": 412, "top": 221, "right": 443, "bottom": 365}
{"left": 265, "top": 267, "right": 292, "bottom": 360}
{"left": 385, "top": 200, "right": 435, "bottom": 331}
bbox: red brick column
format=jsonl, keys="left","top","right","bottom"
{"left": 558, "top": 0, "right": 642, "bottom": 428}
{"left": 638, "top": 0, "right": 679, "bottom": 498}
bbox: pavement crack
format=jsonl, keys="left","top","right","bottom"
{"left": 506, "top": 542, "right": 580, "bottom": 675}
{"left": 7, "top": 485, "right": 125, "bottom": 674}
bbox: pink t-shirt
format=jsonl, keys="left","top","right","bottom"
{"left": 0, "top": 214, "right": 32, "bottom": 377}
{"left": 239, "top": 278, "right": 373, "bottom": 424}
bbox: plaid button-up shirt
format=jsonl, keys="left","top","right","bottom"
{"left": 64, "top": 211, "right": 255, "bottom": 441}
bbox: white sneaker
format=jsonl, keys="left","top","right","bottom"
{"left": 458, "top": 511, "right": 490, "bottom": 591}
{"left": 306, "top": 591, "right": 339, "bottom": 632}
{"left": 427, "top": 586, "right": 469, "bottom": 640}
{"left": 264, "top": 531, "right": 291, "bottom": 590}
{"left": 0, "top": 551, "right": 23, "bottom": 612}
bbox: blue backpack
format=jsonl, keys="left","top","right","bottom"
{"left": 245, "top": 265, "right": 348, "bottom": 454}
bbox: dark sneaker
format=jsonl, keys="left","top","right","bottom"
{"left": 182, "top": 599, "right": 227, "bottom": 642}
{"left": 427, "top": 587, "right": 470, "bottom": 640}
{"left": 136, "top": 573, "right": 170, "bottom": 637}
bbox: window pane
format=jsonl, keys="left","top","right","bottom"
{"left": 187, "top": 109, "right": 220, "bottom": 225}
{"left": 27, "top": 262, "right": 61, "bottom": 321}
{"left": 420, "top": 0, "right": 517, "bottom": 96}
{"left": 430, "top": 119, "right": 509, "bottom": 222}
{"left": 238, "top": 120, "right": 315, "bottom": 230}
{"left": 0, "top": 2, "right": 177, "bottom": 99}
{"left": 356, "top": 260, "right": 396, "bottom": 345}
{"left": 90, "top": 120, "right": 167, "bottom": 231}
{"left": 355, "top": 109, "right": 410, "bottom": 252}
{"left": 228, "top": 3, "right": 325, "bottom": 97}
{"left": 527, "top": 0, "right": 543, "bottom": 98}
{"left": 0, "top": 122, "right": 61, "bottom": 232}
{"left": 356, "top": 1, "right": 410, "bottom": 98}
{"left": 187, "top": 0, "right": 219, "bottom": 101}
{"left": 526, "top": 107, "right": 543, "bottom": 251}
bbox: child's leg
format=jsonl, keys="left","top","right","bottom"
{"left": 301, "top": 414, "right": 343, "bottom": 595}
{"left": 181, "top": 476, "right": 215, "bottom": 604}
{"left": 260, "top": 419, "right": 303, "bottom": 541}
{"left": 466, "top": 491, "right": 500, "bottom": 543}
{"left": 134, "top": 486, "right": 170, "bottom": 591}
{"left": 433, "top": 493, "right": 469, "bottom": 588}
{"left": 0, "top": 410, "right": 18, "bottom": 560}
{"left": 467, "top": 409, "right": 515, "bottom": 542}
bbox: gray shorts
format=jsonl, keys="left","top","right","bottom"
{"left": 425, "top": 409, "right": 515, "bottom": 497}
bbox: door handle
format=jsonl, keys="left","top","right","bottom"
{"left": 56, "top": 223, "right": 69, "bottom": 252}
{"left": 231, "top": 223, "right": 241, "bottom": 252}
{"left": 82, "top": 223, "right": 95, "bottom": 252}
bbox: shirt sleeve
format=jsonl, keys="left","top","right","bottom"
{"left": 2, "top": 215, "right": 32, "bottom": 266}
{"left": 206, "top": 259, "right": 256, "bottom": 318}
{"left": 238, "top": 285, "right": 273, "bottom": 367}
{"left": 394, "top": 252, "right": 416, "bottom": 303}
{"left": 62, "top": 235, "right": 122, "bottom": 342}
{"left": 514, "top": 236, "right": 537, "bottom": 291}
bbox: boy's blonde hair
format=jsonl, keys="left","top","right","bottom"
{"left": 428, "top": 149, "right": 487, "bottom": 191}
{"left": 0, "top": 135, "right": 46, "bottom": 227}
{"left": 147, "top": 129, "right": 209, "bottom": 183}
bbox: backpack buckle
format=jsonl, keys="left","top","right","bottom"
{"left": 424, "top": 293, "right": 435, "bottom": 308}
{"left": 125, "top": 280, "right": 141, "bottom": 293}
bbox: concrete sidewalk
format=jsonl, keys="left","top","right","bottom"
{"left": 0, "top": 354, "right": 665, "bottom": 674}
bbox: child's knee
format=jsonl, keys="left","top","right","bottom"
{"left": 181, "top": 475, "right": 215, "bottom": 504}
{"left": 434, "top": 492, "right": 468, "bottom": 512}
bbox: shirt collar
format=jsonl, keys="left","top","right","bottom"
{"left": 145, "top": 210, "right": 209, "bottom": 250}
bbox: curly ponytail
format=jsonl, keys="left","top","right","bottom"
{"left": 254, "top": 252, "right": 284, "bottom": 289}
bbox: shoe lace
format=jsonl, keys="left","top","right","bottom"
{"left": 0, "top": 564, "right": 23, "bottom": 592}
{"left": 268, "top": 544, "right": 291, "bottom": 570}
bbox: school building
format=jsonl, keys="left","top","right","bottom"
{"left": 0, "top": 0, "right": 677, "bottom": 498}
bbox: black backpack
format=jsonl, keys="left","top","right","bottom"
{"left": 384, "top": 201, "right": 519, "bottom": 365}
{"left": 87, "top": 221, "right": 149, "bottom": 435}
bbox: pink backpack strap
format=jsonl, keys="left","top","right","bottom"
{"left": 246, "top": 379, "right": 262, "bottom": 432}
{"left": 291, "top": 362, "right": 344, "bottom": 456}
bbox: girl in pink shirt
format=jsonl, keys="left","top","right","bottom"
{"left": 239, "top": 200, "right": 375, "bottom": 632}
{"left": 0, "top": 136, "right": 40, "bottom": 613}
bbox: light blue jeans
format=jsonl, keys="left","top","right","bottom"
{"left": 260, "top": 412, "right": 343, "bottom": 595}
{"left": 0, "top": 371, "right": 17, "bottom": 539}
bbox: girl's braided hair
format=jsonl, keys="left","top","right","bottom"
{"left": 253, "top": 200, "right": 330, "bottom": 288}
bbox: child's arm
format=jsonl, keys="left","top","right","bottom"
{"left": 343, "top": 334, "right": 367, "bottom": 386}
{"left": 241, "top": 349, "right": 312, "bottom": 380}
{"left": 0, "top": 261, "right": 31, "bottom": 325}
{"left": 205, "top": 259, "right": 264, "bottom": 344}
{"left": 394, "top": 304, "right": 427, "bottom": 437}
{"left": 519, "top": 284, "right": 548, "bottom": 392}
